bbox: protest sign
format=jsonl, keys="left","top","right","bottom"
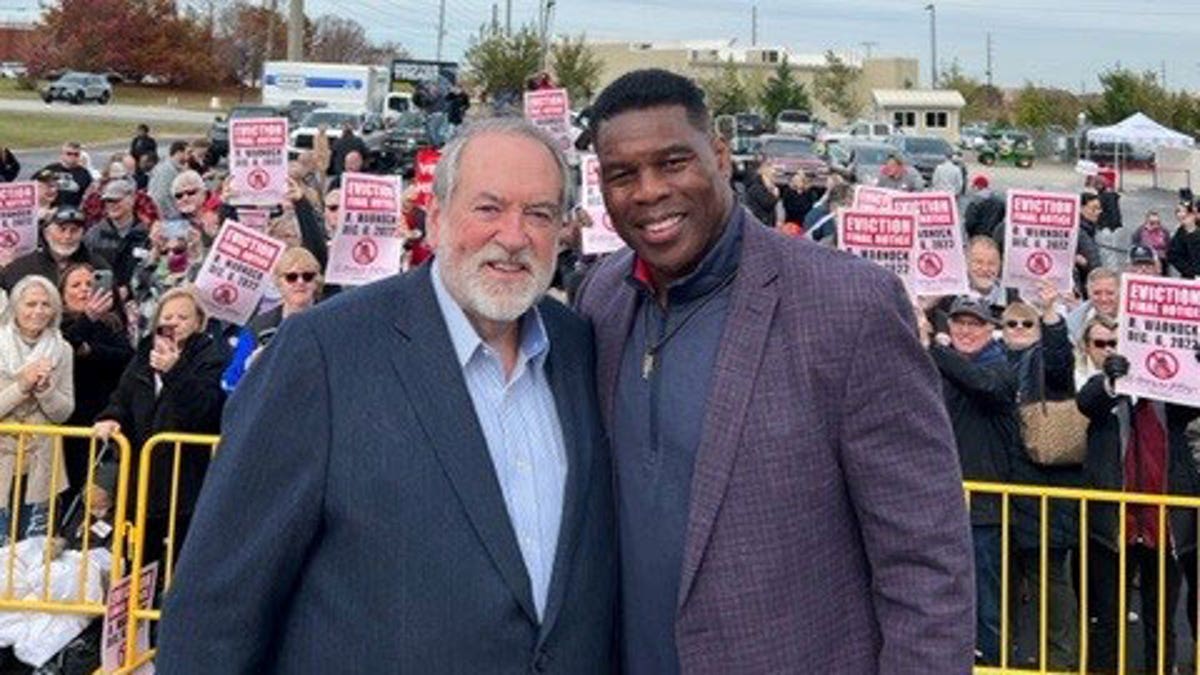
{"left": 228, "top": 117, "right": 289, "bottom": 206}
{"left": 837, "top": 208, "right": 917, "bottom": 289}
{"left": 890, "top": 192, "right": 969, "bottom": 297}
{"left": 852, "top": 185, "right": 897, "bottom": 211}
{"left": 0, "top": 182, "right": 38, "bottom": 265}
{"left": 1001, "top": 189, "right": 1079, "bottom": 300}
{"left": 1114, "top": 274, "right": 1200, "bottom": 407}
{"left": 326, "top": 172, "right": 404, "bottom": 286}
{"left": 101, "top": 562, "right": 158, "bottom": 674}
{"left": 524, "top": 88, "right": 573, "bottom": 153}
{"left": 194, "top": 221, "right": 286, "bottom": 325}
{"left": 413, "top": 147, "right": 440, "bottom": 209}
{"left": 578, "top": 153, "right": 625, "bottom": 255}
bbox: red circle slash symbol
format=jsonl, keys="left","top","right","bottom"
{"left": 247, "top": 168, "right": 270, "bottom": 191}
{"left": 917, "top": 252, "right": 943, "bottom": 277}
{"left": 1026, "top": 251, "right": 1053, "bottom": 276}
{"left": 353, "top": 238, "right": 378, "bottom": 265}
{"left": 1145, "top": 350, "right": 1179, "bottom": 381}
{"left": 0, "top": 229, "right": 18, "bottom": 249}
{"left": 212, "top": 283, "right": 239, "bottom": 306}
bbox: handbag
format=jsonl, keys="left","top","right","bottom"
{"left": 1019, "top": 352, "right": 1088, "bottom": 466}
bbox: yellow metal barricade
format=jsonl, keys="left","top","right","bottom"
{"left": 966, "top": 480, "right": 1200, "bottom": 675}
{"left": 117, "top": 432, "right": 220, "bottom": 675}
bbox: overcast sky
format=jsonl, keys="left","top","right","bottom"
{"left": 5, "top": 0, "right": 1200, "bottom": 91}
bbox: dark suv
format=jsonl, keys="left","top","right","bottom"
{"left": 887, "top": 135, "right": 955, "bottom": 182}
{"left": 42, "top": 72, "right": 112, "bottom": 104}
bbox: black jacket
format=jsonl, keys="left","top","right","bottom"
{"left": 1168, "top": 226, "right": 1200, "bottom": 279}
{"left": 965, "top": 193, "right": 1005, "bottom": 239}
{"left": 0, "top": 244, "right": 110, "bottom": 292}
{"left": 1076, "top": 374, "right": 1200, "bottom": 553}
{"left": 0, "top": 149, "right": 18, "bottom": 182}
{"left": 129, "top": 134, "right": 158, "bottom": 163}
{"left": 1008, "top": 320, "right": 1085, "bottom": 551}
{"left": 742, "top": 179, "right": 778, "bottom": 227}
{"left": 1098, "top": 189, "right": 1122, "bottom": 231}
{"left": 62, "top": 312, "right": 134, "bottom": 427}
{"left": 38, "top": 163, "right": 92, "bottom": 207}
{"left": 931, "top": 342, "right": 1020, "bottom": 525}
{"left": 781, "top": 185, "right": 822, "bottom": 225}
{"left": 82, "top": 219, "right": 151, "bottom": 290}
{"left": 97, "top": 332, "right": 226, "bottom": 518}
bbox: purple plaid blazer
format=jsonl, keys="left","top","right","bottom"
{"left": 576, "top": 214, "right": 975, "bottom": 674}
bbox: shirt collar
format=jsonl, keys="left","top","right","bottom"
{"left": 430, "top": 259, "right": 550, "bottom": 370}
{"left": 625, "top": 205, "right": 744, "bottom": 304}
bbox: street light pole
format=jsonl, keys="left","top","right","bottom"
{"left": 925, "top": 3, "right": 938, "bottom": 87}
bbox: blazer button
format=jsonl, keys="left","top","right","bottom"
{"left": 532, "top": 650, "right": 550, "bottom": 672}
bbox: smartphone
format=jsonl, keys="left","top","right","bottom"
{"left": 93, "top": 269, "right": 113, "bottom": 295}
{"left": 155, "top": 325, "right": 175, "bottom": 340}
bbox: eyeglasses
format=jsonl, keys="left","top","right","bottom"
{"left": 63, "top": 151, "right": 80, "bottom": 157}
{"left": 325, "top": 204, "right": 339, "bottom": 213}
{"left": 282, "top": 271, "right": 317, "bottom": 283}
{"left": 1090, "top": 339, "right": 1118, "bottom": 349}
{"left": 173, "top": 188, "right": 200, "bottom": 200}
{"left": 169, "top": 246, "right": 188, "bottom": 255}
{"left": 1005, "top": 320, "right": 1036, "bottom": 329}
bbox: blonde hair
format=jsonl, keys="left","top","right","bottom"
{"left": 151, "top": 285, "right": 207, "bottom": 332}
{"left": 274, "top": 247, "right": 324, "bottom": 293}
{"left": 1001, "top": 302, "right": 1039, "bottom": 324}
{"left": 3, "top": 275, "right": 63, "bottom": 332}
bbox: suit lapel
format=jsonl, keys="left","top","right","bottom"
{"left": 677, "top": 226, "right": 780, "bottom": 609}
{"left": 389, "top": 267, "right": 538, "bottom": 623}
{"left": 536, "top": 306, "right": 590, "bottom": 641}
{"left": 591, "top": 251, "right": 639, "bottom": 431}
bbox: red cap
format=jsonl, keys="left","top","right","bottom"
{"left": 971, "top": 174, "right": 990, "bottom": 189}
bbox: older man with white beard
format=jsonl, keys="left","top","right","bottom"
{"left": 0, "top": 206, "right": 110, "bottom": 292}
{"left": 156, "top": 117, "right": 617, "bottom": 674}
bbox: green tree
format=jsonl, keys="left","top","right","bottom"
{"left": 938, "top": 60, "right": 1004, "bottom": 123}
{"left": 1087, "top": 68, "right": 1169, "bottom": 125}
{"left": 699, "top": 58, "right": 751, "bottom": 116}
{"left": 1013, "top": 83, "right": 1082, "bottom": 129}
{"left": 463, "top": 26, "right": 544, "bottom": 100}
{"left": 757, "top": 57, "right": 810, "bottom": 121}
{"left": 550, "top": 34, "right": 604, "bottom": 105}
{"left": 813, "top": 51, "right": 861, "bottom": 121}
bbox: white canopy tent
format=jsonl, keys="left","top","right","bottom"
{"left": 1087, "top": 112, "right": 1195, "bottom": 148}
{"left": 1085, "top": 112, "right": 1195, "bottom": 189}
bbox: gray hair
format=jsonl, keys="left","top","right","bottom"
{"left": 4, "top": 275, "right": 63, "bottom": 332}
{"left": 171, "top": 169, "right": 205, "bottom": 194}
{"left": 432, "top": 117, "right": 572, "bottom": 216}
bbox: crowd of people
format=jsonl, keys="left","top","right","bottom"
{"left": 2, "top": 65, "right": 1200, "bottom": 672}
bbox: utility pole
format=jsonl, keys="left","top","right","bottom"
{"left": 751, "top": 5, "right": 758, "bottom": 46}
{"left": 1161, "top": 60, "right": 1167, "bottom": 87}
{"left": 491, "top": 3, "right": 499, "bottom": 35}
{"left": 985, "top": 32, "right": 993, "bottom": 87}
{"left": 264, "top": 0, "right": 277, "bottom": 62}
{"left": 505, "top": 0, "right": 512, "bottom": 36}
{"left": 436, "top": 0, "right": 446, "bottom": 62}
{"left": 539, "top": 0, "right": 556, "bottom": 71}
{"left": 924, "top": 3, "right": 938, "bottom": 87}
{"left": 286, "top": 0, "right": 303, "bottom": 61}
{"left": 860, "top": 41, "right": 877, "bottom": 60}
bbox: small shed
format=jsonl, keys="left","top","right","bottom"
{"left": 871, "top": 89, "right": 966, "bottom": 143}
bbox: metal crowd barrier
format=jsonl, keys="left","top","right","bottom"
{"left": 966, "top": 480, "right": 1200, "bottom": 675}
{"left": 116, "top": 431, "right": 220, "bottom": 674}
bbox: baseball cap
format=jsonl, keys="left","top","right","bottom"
{"left": 948, "top": 296, "right": 998, "bottom": 325}
{"left": 971, "top": 174, "right": 990, "bottom": 189}
{"left": 1129, "top": 244, "right": 1157, "bottom": 264}
{"left": 101, "top": 179, "right": 135, "bottom": 201}
{"left": 32, "top": 167, "right": 58, "bottom": 183}
{"left": 50, "top": 206, "right": 86, "bottom": 225}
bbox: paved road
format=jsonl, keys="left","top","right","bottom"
{"left": 13, "top": 136, "right": 201, "bottom": 180}
{"left": 0, "top": 97, "right": 216, "bottom": 125}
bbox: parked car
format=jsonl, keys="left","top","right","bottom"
{"left": 0, "top": 62, "right": 26, "bottom": 79}
{"left": 775, "top": 110, "right": 817, "bottom": 137}
{"left": 960, "top": 122, "right": 990, "bottom": 150}
{"left": 887, "top": 134, "right": 955, "bottom": 182}
{"left": 752, "top": 135, "right": 829, "bottom": 185}
{"left": 207, "top": 104, "right": 288, "bottom": 162}
{"left": 380, "top": 111, "right": 432, "bottom": 176}
{"left": 830, "top": 140, "right": 897, "bottom": 186}
{"left": 1085, "top": 139, "right": 1156, "bottom": 166}
{"left": 42, "top": 72, "right": 112, "bottom": 104}
{"left": 735, "top": 112, "right": 767, "bottom": 138}
{"left": 289, "top": 109, "right": 388, "bottom": 165}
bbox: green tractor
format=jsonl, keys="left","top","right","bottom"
{"left": 976, "top": 130, "right": 1035, "bottom": 168}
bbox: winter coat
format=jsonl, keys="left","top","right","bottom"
{"left": 0, "top": 333, "right": 74, "bottom": 506}
{"left": 1168, "top": 226, "right": 1200, "bottom": 279}
{"left": 931, "top": 341, "right": 1020, "bottom": 525}
{"left": 82, "top": 218, "right": 152, "bottom": 290}
{"left": 0, "top": 245, "right": 110, "bottom": 294}
{"left": 97, "top": 332, "right": 225, "bottom": 519}
{"left": 742, "top": 179, "right": 778, "bottom": 227}
{"left": 1076, "top": 374, "right": 1200, "bottom": 554}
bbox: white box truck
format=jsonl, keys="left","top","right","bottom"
{"left": 262, "top": 61, "right": 390, "bottom": 113}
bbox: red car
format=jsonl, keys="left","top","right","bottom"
{"left": 754, "top": 135, "right": 829, "bottom": 185}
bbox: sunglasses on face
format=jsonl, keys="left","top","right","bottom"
{"left": 1091, "top": 339, "right": 1118, "bottom": 349}
{"left": 173, "top": 188, "right": 200, "bottom": 200}
{"left": 325, "top": 204, "right": 339, "bottom": 213}
{"left": 169, "top": 245, "right": 188, "bottom": 255}
{"left": 63, "top": 151, "right": 80, "bottom": 157}
{"left": 282, "top": 271, "right": 317, "bottom": 283}
{"left": 1005, "top": 320, "right": 1036, "bottom": 329}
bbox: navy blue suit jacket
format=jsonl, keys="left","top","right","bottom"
{"left": 156, "top": 265, "right": 616, "bottom": 674}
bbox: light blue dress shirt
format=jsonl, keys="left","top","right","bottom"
{"left": 430, "top": 261, "right": 568, "bottom": 620}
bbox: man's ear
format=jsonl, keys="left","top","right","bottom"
{"left": 712, "top": 134, "right": 732, "bottom": 180}
{"left": 426, "top": 197, "right": 443, "bottom": 248}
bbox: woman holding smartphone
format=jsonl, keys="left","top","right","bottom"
{"left": 93, "top": 286, "right": 225, "bottom": 568}
{"left": 58, "top": 263, "right": 134, "bottom": 509}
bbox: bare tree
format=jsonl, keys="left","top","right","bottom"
{"left": 309, "top": 16, "right": 375, "bottom": 63}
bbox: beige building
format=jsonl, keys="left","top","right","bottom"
{"left": 870, "top": 89, "right": 966, "bottom": 144}
{"left": 585, "top": 39, "right": 919, "bottom": 125}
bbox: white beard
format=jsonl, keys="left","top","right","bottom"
{"left": 437, "top": 241, "right": 553, "bottom": 324}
